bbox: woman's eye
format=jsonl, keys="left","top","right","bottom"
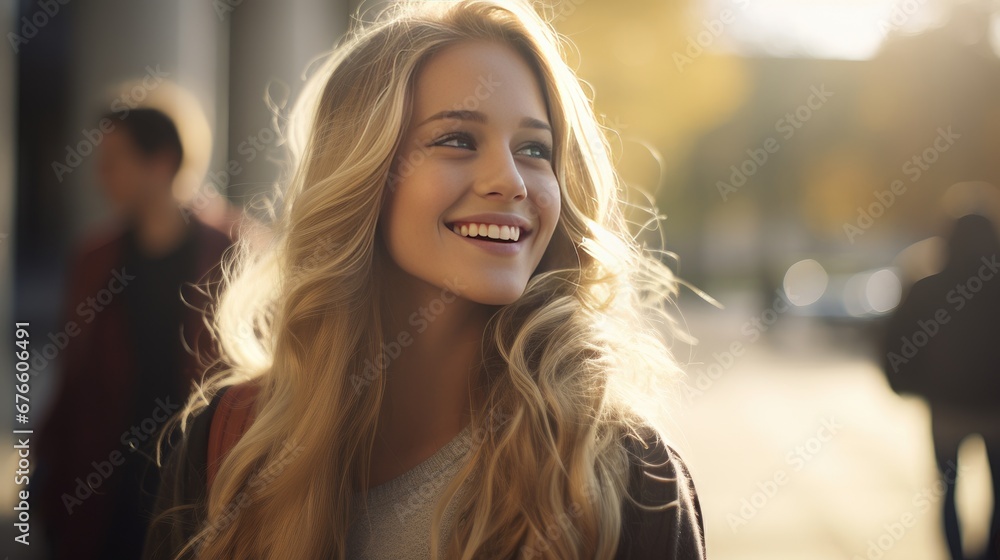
{"left": 518, "top": 142, "right": 552, "bottom": 160}
{"left": 431, "top": 134, "right": 551, "bottom": 161}
{"left": 433, "top": 133, "right": 475, "bottom": 150}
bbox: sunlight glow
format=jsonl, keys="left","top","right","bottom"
{"left": 699, "top": 0, "right": 952, "bottom": 60}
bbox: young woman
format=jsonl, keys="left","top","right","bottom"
{"left": 142, "top": 1, "right": 706, "bottom": 558}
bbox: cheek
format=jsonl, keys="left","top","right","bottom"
{"left": 396, "top": 168, "right": 464, "bottom": 223}
{"left": 118, "top": 163, "right": 144, "bottom": 190}
{"left": 535, "top": 179, "right": 561, "bottom": 237}
{"left": 103, "top": 166, "right": 130, "bottom": 195}
{"left": 382, "top": 173, "right": 449, "bottom": 243}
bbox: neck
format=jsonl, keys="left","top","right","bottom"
{"left": 372, "top": 259, "right": 495, "bottom": 465}
{"left": 128, "top": 189, "right": 191, "bottom": 258}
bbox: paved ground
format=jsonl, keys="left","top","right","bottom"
{"left": 669, "top": 310, "right": 993, "bottom": 560}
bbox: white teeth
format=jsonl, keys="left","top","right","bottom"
{"left": 450, "top": 222, "right": 522, "bottom": 241}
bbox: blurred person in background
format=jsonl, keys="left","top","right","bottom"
{"left": 882, "top": 213, "right": 1000, "bottom": 560}
{"left": 32, "top": 108, "right": 233, "bottom": 560}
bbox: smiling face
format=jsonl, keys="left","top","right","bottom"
{"left": 378, "top": 39, "right": 561, "bottom": 306}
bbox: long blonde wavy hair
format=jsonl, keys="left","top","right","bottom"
{"left": 156, "top": 0, "right": 688, "bottom": 558}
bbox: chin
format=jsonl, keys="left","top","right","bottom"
{"left": 463, "top": 283, "right": 527, "bottom": 306}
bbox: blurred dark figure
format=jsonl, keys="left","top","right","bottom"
{"left": 33, "top": 109, "right": 232, "bottom": 559}
{"left": 883, "top": 213, "right": 1000, "bottom": 560}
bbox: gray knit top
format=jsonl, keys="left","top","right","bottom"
{"left": 346, "top": 424, "right": 475, "bottom": 559}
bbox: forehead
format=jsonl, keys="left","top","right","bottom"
{"left": 409, "top": 39, "right": 549, "bottom": 127}
{"left": 101, "top": 128, "right": 134, "bottom": 153}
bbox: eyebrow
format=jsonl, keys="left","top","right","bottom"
{"left": 416, "top": 110, "right": 552, "bottom": 133}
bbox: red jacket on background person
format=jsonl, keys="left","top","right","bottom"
{"left": 33, "top": 216, "right": 232, "bottom": 560}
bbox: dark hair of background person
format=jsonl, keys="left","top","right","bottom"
{"left": 100, "top": 107, "right": 184, "bottom": 176}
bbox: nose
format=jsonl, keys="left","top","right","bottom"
{"left": 474, "top": 146, "right": 527, "bottom": 201}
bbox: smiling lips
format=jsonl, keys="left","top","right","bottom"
{"left": 449, "top": 222, "right": 523, "bottom": 242}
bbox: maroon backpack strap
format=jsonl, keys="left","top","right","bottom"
{"left": 206, "top": 381, "right": 261, "bottom": 490}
